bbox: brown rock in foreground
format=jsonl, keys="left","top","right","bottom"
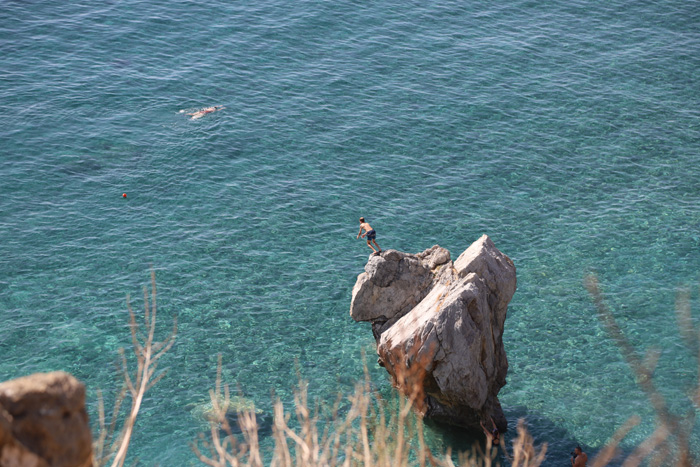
{"left": 0, "top": 372, "right": 92, "bottom": 467}
{"left": 350, "top": 235, "right": 516, "bottom": 432}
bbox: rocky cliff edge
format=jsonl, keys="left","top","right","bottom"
{"left": 350, "top": 235, "right": 516, "bottom": 432}
{"left": 0, "top": 371, "right": 92, "bottom": 467}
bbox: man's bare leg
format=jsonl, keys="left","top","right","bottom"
{"left": 372, "top": 240, "right": 382, "bottom": 253}
{"left": 366, "top": 240, "right": 377, "bottom": 253}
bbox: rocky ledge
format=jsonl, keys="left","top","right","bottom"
{"left": 0, "top": 372, "right": 92, "bottom": 467}
{"left": 350, "top": 235, "right": 516, "bottom": 432}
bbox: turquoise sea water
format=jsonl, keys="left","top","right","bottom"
{"left": 1, "top": 0, "right": 699, "bottom": 464}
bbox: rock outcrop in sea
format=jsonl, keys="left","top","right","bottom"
{"left": 350, "top": 235, "right": 516, "bottom": 432}
{"left": 0, "top": 371, "right": 93, "bottom": 467}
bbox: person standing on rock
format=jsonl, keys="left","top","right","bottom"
{"left": 357, "top": 217, "right": 382, "bottom": 255}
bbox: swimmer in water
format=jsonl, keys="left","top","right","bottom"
{"left": 185, "top": 106, "right": 225, "bottom": 120}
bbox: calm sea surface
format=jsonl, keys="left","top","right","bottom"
{"left": 1, "top": 0, "right": 699, "bottom": 464}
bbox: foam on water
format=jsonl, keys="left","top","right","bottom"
{"left": 1, "top": 0, "right": 699, "bottom": 464}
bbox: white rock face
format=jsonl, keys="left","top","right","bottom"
{"left": 350, "top": 246, "right": 452, "bottom": 339}
{"left": 350, "top": 235, "right": 516, "bottom": 431}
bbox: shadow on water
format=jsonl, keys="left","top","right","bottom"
{"left": 57, "top": 156, "right": 103, "bottom": 177}
{"left": 200, "top": 397, "right": 641, "bottom": 465}
{"left": 425, "top": 404, "right": 634, "bottom": 466}
{"left": 223, "top": 410, "right": 274, "bottom": 438}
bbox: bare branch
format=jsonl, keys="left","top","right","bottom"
{"left": 586, "top": 274, "right": 695, "bottom": 466}
{"left": 591, "top": 416, "right": 640, "bottom": 467}
{"left": 89, "top": 272, "right": 176, "bottom": 467}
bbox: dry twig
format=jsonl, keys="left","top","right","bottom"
{"left": 585, "top": 274, "right": 696, "bottom": 466}
{"left": 93, "top": 271, "right": 177, "bottom": 467}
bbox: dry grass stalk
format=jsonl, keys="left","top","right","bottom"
{"left": 507, "top": 419, "right": 547, "bottom": 467}
{"left": 590, "top": 416, "right": 641, "bottom": 467}
{"left": 93, "top": 271, "right": 177, "bottom": 467}
{"left": 93, "top": 383, "right": 128, "bottom": 465}
{"left": 88, "top": 272, "right": 700, "bottom": 465}
{"left": 450, "top": 418, "right": 546, "bottom": 467}
{"left": 191, "top": 354, "right": 248, "bottom": 467}
{"left": 585, "top": 274, "right": 697, "bottom": 466}
{"left": 193, "top": 349, "right": 548, "bottom": 467}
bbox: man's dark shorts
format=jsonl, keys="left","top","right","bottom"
{"left": 366, "top": 229, "right": 376, "bottom": 241}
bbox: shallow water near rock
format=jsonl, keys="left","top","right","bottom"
{"left": 1, "top": 0, "right": 699, "bottom": 464}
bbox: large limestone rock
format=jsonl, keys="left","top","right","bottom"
{"left": 350, "top": 235, "right": 516, "bottom": 432}
{"left": 0, "top": 372, "right": 93, "bottom": 467}
{"left": 350, "top": 245, "right": 452, "bottom": 340}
